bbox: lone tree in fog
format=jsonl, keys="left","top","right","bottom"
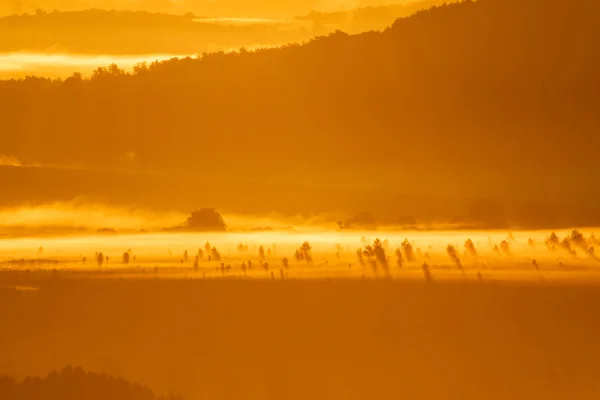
{"left": 295, "top": 241, "right": 313, "bottom": 263}
{"left": 395, "top": 247, "right": 403, "bottom": 268}
{"left": 122, "top": 251, "right": 130, "bottom": 264}
{"left": 545, "top": 232, "right": 560, "bottom": 251}
{"left": 464, "top": 239, "right": 477, "bottom": 258}
{"left": 560, "top": 238, "right": 577, "bottom": 257}
{"left": 183, "top": 209, "right": 227, "bottom": 231}
{"left": 210, "top": 246, "right": 221, "bottom": 261}
{"left": 96, "top": 252, "right": 105, "bottom": 267}
{"left": 446, "top": 244, "right": 463, "bottom": 271}
{"left": 373, "top": 238, "right": 389, "bottom": 274}
{"left": 356, "top": 248, "right": 366, "bottom": 267}
{"left": 500, "top": 240, "right": 512, "bottom": 257}
{"left": 401, "top": 239, "right": 415, "bottom": 262}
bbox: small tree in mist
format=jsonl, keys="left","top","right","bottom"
{"left": 122, "top": 251, "right": 130, "bottom": 264}
{"left": 528, "top": 238, "right": 535, "bottom": 247}
{"left": 560, "top": 238, "right": 577, "bottom": 257}
{"left": 211, "top": 246, "right": 221, "bottom": 261}
{"left": 237, "top": 243, "right": 249, "bottom": 253}
{"left": 258, "top": 246, "right": 266, "bottom": 261}
{"left": 446, "top": 244, "right": 463, "bottom": 271}
{"left": 356, "top": 248, "right": 365, "bottom": 267}
{"left": 96, "top": 252, "right": 105, "bottom": 267}
{"left": 500, "top": 240, "right": 512, "bottom": 257}
{"left": 401, "top": 239, "right": 415, "bottom": 262}
{"left": 335, "top": 243, "right": 343, "bottom": 259}
{"left": 373, "top": 238, "right": 389, "bottom": 275}
{"left": 394, "top": 247, "right": 404, "bottom": 268}
{"left": 204, "top": 241, "right": 211, "bottom": 255}
{"left": 197, "top": 248, "right": 204, "bottom": 260}
{"left": 569, "top": 229, "right": 596, "bottom": 258}
{"left": 492, "top": 244, "right": 501, "bottom": 256}
{"left": 464, "top": 239, "right": 477, "bottom": 258}
{"left": 362, "top": 245, "right": 377, "bottom": 271}
{"left": 194, "top": 256, "right": 199, "bottom": 272}
{"left": 282, "top": 257, "right": 289, "bottom": 269}
{"left": 183, "top": 250, "right": 188, "bottom": 262}
{"left": 570, "top": 229, "right": 585, "bottom": 244}
{"left": 545, "top": 232, "right": 560, "bottom": 252}
{"left": 422, "top": 262, "right": 433, "bottom": 283}
{"left": 295, "top": 241, "right": 313, "bottom": 263}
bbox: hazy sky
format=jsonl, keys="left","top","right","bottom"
{"left": 4, "top": 0, "right": 418, "bottom": 17}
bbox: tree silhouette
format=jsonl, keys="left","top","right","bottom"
{"left": 295, "top": 242, "right": 313, "bottom": 263}
{"left": 373, "top": 238, "right": 389, "bottom": 274}
{"left": 96, "top": 252, "right": 104, "bottom": 267}
{"left": 183, "top": 209, "right": 226, "bottom": 231}
{"left": 560, "top": 238, "right": 577, "bottom": 257}
{"left": 446, "top": 244, "right": 463, "bottom": 271}
{"left": 0, "top": 366, "right": 185, "bottom": 400}
{"left": 395, "top": 247, "right": 403, "bottom": 268}
{"left": 356, "top": 248, "right": 365, "bottom": 267}
{"left": 500, "top": 240, "right": 512, "bottom": 257}
{"left": 401, "top": 239, "right": 415, "bottom": 262}
{"left": 210, "top": 246, "right": 221, "bottom": 261}
{"left": 464, "top": 239, "right": 477, "bottom": 258}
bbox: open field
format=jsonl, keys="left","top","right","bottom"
{"left": 1, "top": 275, "right": 600, "bottom": 400}
{"left": 0, "top": 229, "right": 599, "bottom": 284}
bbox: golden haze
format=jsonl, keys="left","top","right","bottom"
{"left": 1, "top": 0, "right": 600, "bottom": 399}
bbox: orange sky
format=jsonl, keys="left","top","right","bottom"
{"left": 3, "top": 0, "right": 421, "bottom": 17}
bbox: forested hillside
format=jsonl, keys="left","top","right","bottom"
{"left": 1, "top": 0, "right": 599, "bottom": 224}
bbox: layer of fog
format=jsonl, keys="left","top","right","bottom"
{"left": 0, "top": 52, "right": 189, "bottom": 79}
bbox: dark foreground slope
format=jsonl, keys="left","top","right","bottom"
{"left": 0, "top": 366, "right": 183, "bottom": 400}
{"left": 1, "top": 0, "right": 599, "bottom": 223}
{"left": 1, "top": 276, "right": 600, "bottom": 400}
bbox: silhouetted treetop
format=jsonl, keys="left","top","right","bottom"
{"left": 0, "top": 366, "right": 184, "bottom": 400}
{"left": 183, "top": 209, "right": 227, "bottom": 232}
